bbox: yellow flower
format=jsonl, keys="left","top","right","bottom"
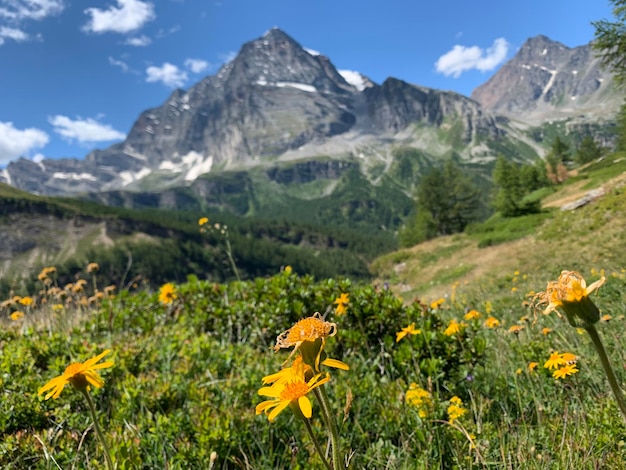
{"left": 159, "top": 283, "right": 177, "bottom": 304}
{"left": 542, "top": 327, "right": 552, "bottom": 335}
{"left": 484, "top": 301, "right": 493, "bottom": 314}
{"left": 601, "top": 314, "right": 612, "bottom": 322}
{"left": 284, "top": 265, "right": 292, "bottom": 275}
{"left": 198, "top": 217, "right": 209, "bottom": 226}
{"left": 464, "top": 309, "right": 481, "bottom": 321}
{"left": 396, "top": 323, "right": 421, "bottom": 342}
{"left": 430, "top": 298, "right": 445, "bottom": 309}
{"left": 274, "top": 312, "right": 336, "bottom": 353}
{"left": 87, "top": 262, "right": 99, "bottom": 273}
{"left": 10, "top": 311, "right": 24, "bottom": 321}
{"left": 508, "top": 325, "right": 524, "bottom": 334}
{"left": 484, "top": 316, "right": 500, "bottom": 328}
{"left": 447, "top": 396, "right": 467, "bottom": 423}
{"left": 256, "top": 369, "right": 330, "bottom": 422}
{"left": 544, "top": 351, "right": 566, "bottom": 370}
{"left": 19, "top": 297, "right": 34, "bottom": 307}
{"left": 405, "top": 383, "right": 432, "bottom": 418}
{"left": 38, "top": 350, "right": 114, "bottom": 400}
{"left": 444, "top": 319, "right": 463, "bottom": 336}
{"left": 335, "top": 303, "right": 347, "bottom": 316}
{"left": 560, "top": 352, "right": 578, "bottom": 364}
{"left": 535, "top": 270, "right": 605, "bottom": 326}
{"left": 334, "top": 293, "right": 349, "bottom": 306}
{"left": 511, "top": 287, "right": 518, "bottom": 293}
{"left": 528, "top": 361, "right": 538, "bottom": 372}
{"left": 553, "top": 363, "right": 579, "bottom": 379}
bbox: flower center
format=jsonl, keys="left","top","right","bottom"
{"left": 286, "top": 317, "right": 335, "bottom": 344}
{"left": 64, "top": 363, "right": 84, "bottom": 377}
{"left": 280, "top": 381, "right": 310, "bottom": 401}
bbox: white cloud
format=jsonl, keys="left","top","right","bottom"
{"left": 435, "top": 38, "right": 509, "bottom": 78}
{"left": 125, "top": 34, "right": 151, "bottom": 46}
{"left": 184, "top": 58, "right": 209, "bottom": 73}
{"left": 0, "top": 26, "right": 28, "bottom": 45}
{"left": 0, "top": 0, "right": 64, "bottom": 21}
{"left": 83, "top": 0, "right": 155, "bottom": 34}
{"left": 109, "top": 56, "right": 129, "bottom": 72}
{"left": 146, "top": 62, "right": 187, "bottom": 88}
{"left": 0, "top": 121, "right": 49, "bottom": 164}
{"left": 49, "top": 115, "right": 126, "bottom": 143}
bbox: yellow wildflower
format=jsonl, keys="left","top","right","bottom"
{"left": 18, "top": 297, "right": 33, "bottom": 307}
{"left": 560, "top": 352, "right": 578, "bottom": 364}
{"left": 508, "top": 325, "right": 525, "bottom": 334}
{"left": 430, "top": 298, "right": 445, "bottom": 309}
{"left": 544, "top": 351, "right": 566, "bottom": 370}
{"left": 87, "top": 263, "right": 99, "bottom": 273}
{"left": 405, "top": 383, "right": 432, "bottom": 418}
{"left": 396, "top": 323, "right": 421, "bottom": 342}
{"left": 198, "top": 217, "right": 209, "bottom": 226}
{"left": 484, "top": 316, "right": 500, "bottom": 328}
{"left": 553, "top": 363, "right": 579, "bottom": 379}
{"left": 447, "top": 396, "right": 466, "bottom": 423}
{"left": 256, "top": 368, "right": 330, "bottom": 422}
{"left": 528, "top": 362, "right": 538, "bottom": 372}
{"left": 159, "top": 283, "right": 177, "bottom": 304}
{"left": 335, "top": 303, "right": 347, "bottom": 315}
{"left": 334, "top": 293, "right": 349, "bottom": 306}
{"left": 534, "top": 270, "right": 605, "bottom": 326}
{"left": 38, "top": 350, "right": 114, "bottom": 400}
{"left": 274, "top": 312, "right": 336, "bottom": 353}
{"left": 10, "top": 311, "right": 24, "bottom": 321}
{"left": 542, "top": 327, "right": 552, "bottom": 335}
{"left": 444, "top": 319, "right": 463, "bottom": 336}
{"left": 464, "top": 310, "right": 481, "bottom": 321}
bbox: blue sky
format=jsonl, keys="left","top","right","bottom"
{"left": 0, "top": 0, "right": 614, "bottom": 165}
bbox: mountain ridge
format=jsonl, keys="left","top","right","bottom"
{"left": 0, "top": 29, "right": 618, "bottom": 201}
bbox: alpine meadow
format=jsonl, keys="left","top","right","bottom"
{"left": 4, "top": 2, "right": 626, "bottom": 469}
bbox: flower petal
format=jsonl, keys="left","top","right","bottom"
{"left": 267, "top": 400, "right": 290, "bottom": 422}
{"left": 82, "top": 350, "right": 111, "bottom": 368}
{"left": 298, "top": 395, "right": 312, "bottom": 418}
{"left": 321, "top": 358, "right": 350, "bottom": 371}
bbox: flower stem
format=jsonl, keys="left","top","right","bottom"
{"left": 584, "top": 324, "right": 626, "bottom": 423}
{"left": 80, "top": 389, "right": 115, "bottom": 470}
{"left": 300, "top": 414, "right": 332, "bottom": 470}
{"left": 314, "top": 386, "right": 343, "bottom": 470}
{"left": 225, "top": 238, "right": 241, "bottom": 282}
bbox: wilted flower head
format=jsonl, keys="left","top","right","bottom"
{"left": 87, "top": 263, "right": 99, "bottom": 274}
{"left": 274, "top": 312, "right": 337, "bottom": 353}
{"left": 534, "top": 270, "right": 605, "bottom": 327}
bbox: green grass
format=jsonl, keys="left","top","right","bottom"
{"left": 465, "top": 211, "right": 552, "bottom": 247}
{"left": 3, "top": 258, "right": 626, "bottom": 468}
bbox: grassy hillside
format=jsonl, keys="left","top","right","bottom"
{"left": 372, "top": 151, "right": 626, "bottom": 303}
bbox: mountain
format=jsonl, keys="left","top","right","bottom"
{"left": 0, "top": 28, "right": 535, "bottom": 201}
{"left": 471, "top": 35, "right": 619, "bottom": 121}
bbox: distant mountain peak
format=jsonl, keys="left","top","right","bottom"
{"left": 471, "top": 34, "right": 619, "bottom": 120}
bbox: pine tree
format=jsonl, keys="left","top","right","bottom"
{"left": 402, "top": 160, "right": 483, "bottom": 245}
{"left": 575, "top": 136, "right": 606, "bottom": 164}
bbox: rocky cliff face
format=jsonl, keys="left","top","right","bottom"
{"left": 471, "top": 35, "right": 617, "bottom": 120}
{"left": 1, "top": 29, "right": 554, "bottom": 197}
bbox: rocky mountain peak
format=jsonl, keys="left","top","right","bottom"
{"left": 471, "top": 34, "right": 618, "bottom": 119}
{"left": 217, "top": 27, "right": 353, "bottom": 94}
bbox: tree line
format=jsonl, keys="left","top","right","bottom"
{"left": 399, "top": 134, "right": 609, "bottom": 247}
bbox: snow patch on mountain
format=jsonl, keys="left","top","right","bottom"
{"left": 52, "top": 172, "right": 97, "bottom": 181}
{"left": 119, "top": 167, "right": 151, "bottom": 186}
{"left": 338, "top": 70, "right": 369, "bottom": 91}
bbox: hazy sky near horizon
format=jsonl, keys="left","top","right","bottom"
{"left": 0, "top": 0, "right": 615, "bottom": 164}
